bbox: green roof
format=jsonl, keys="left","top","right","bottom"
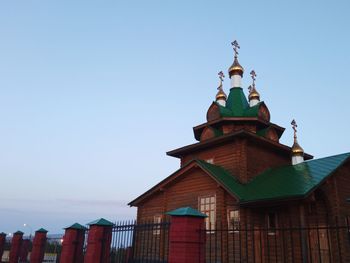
{"left": 87, "top": 218, "right": 114, "bottom": 226}
{"left": 14, "top": 231, "right": 24, "bottom": 235}
{"left": 0, "top": 232, "right": 6, "bottom": 236}
{"left": 197, "top": 152, "right": 350, "bottom": 204}
{"left": 166, "top": 207, "right": 207, "bottom": 217}
{"left": 218, "top": 88, "right": 260, "bottom": 118}
{"left": 36, "top": 228, "right": 48, "bottom": 233}
{"left": 64, "top": 223, "right": 87, "bottom": 230}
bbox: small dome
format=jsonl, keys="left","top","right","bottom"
{"left": 248, "top": 86, "right": 260, "bottom": 101}
{"left": 216, "top": 88, "right": 227, "bottom": 101}
{"left": 291, "top": 141, "right": 304, "bottom": 156}
{"left": 228, "top": 57, "right": 244, "bottom": 78}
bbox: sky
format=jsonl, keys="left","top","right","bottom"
{"left": 0, "top": 0, "right": 350, "bottom": 234}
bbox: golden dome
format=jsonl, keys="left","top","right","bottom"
{"left": 216, "top": 88, "right": 227, "bottom": 101}
{"left": 228, "top": 57, "right": 244, "bottom": 78}
{"left": 248, "top": 86, "right": 260, "bottom": 101}
{"left": 291, "top": 141, "right": 304, "bottom": 156}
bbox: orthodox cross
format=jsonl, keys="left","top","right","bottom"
{"left": 291, "top": 119, "right": 298, "bottom": 140}
{"left": 250, "top": 70, "right": 257, "bottom": 87}
{"left": 218, "top": 71, "right": 225, "bottom": 90}
{"left": 231, "top": 40, "right": 240, "bottom": 58}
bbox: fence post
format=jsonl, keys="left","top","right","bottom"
{"left": 60, "top": 223, "right": 87, "bottom": 263}
{"left": 84, "top": 218, "right": 114, "bottom": 263}
{"left": 166, "top": 207, "right": 207, "bottom": 263}
{"left": 0, "top": 232, "right": 6, "bottom": 261}
{"left": 9, "top": 231, "right": 24, "bottom": 263}
{"left": 30, "top": 228, "right": 48, "bottom": 263}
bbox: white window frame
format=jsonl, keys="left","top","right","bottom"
{"left": 153, "top": 215, "right": 162, "bottom": 235}
{"left": 198, "top": 195, "right": 216, "bottom": 231}
{"left": 227, "top": 208, "right": 240, "bottom": 233}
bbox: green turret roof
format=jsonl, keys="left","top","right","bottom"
{"left": 218, "top": 88, "right": 260, "bottom": 118}
{"left": 14, "top": 231, "right": 24, "bottom": 235}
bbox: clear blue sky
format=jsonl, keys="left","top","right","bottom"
{"left": 0, "top": 0, "right": 349, "bottom": 234}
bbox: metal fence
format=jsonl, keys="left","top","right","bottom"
{"left": 203, "top": 220, "right": 350, "bottom": 263}
{"left": 110, "top": 220, "right": 170, "bottom": 263}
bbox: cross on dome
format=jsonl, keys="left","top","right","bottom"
{"left": 250, "top": 70, "right": 257, "bottom": 87}
{"left": 231, "top": 40, "right": 240, "bottom": 59}
{"left": 291, "top": 119, "right": 298, "bottom": 139}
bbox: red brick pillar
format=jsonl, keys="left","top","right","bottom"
{"left": 19, "top": 239, "right": 30, "bottom": 262}
{"left": 60, "top": 223, "right": 87, "bottom": 263}
{"left": 166, "top": 207, "right": 207, "bottom": 263}
{"left": 0, "top": 232, "right": 6, "bottom": 261}
{"left": 30, "top": 228, "right": 48, "bottom": 263}
{"left": 84, "top": 218, "right": 114, "bottom": 263}
{"left": 9, "top": 231, "right": 24, "bottom": 263}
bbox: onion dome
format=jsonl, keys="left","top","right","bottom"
{"left": 291, "top": 141, "right": 304, "bottom": 156}
{"left": 216, "top": 88, "right": 227, "bottom": 101}
{"left": 248, "top": 85, "right": 260, "bottom": 101}
{"left": 216, "top": 71, "right": 227, "bottom": 105}
{"left": 291, "top": 119, "right": 304, "bottom": 157}
{"left": 228, "top": 40, "right": 244, "bottom": 78}
{"left": 228, "top": 57, "right": 244, "bottom": 78}
{"left": 248, "top": 70, "right": 260, "bottom": 102}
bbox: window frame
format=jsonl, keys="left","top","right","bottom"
{"left": 227, "top": 208, "right": 240, "bottom": 233}
{"left": 153, "top": 214, "right": 162, "bottom": 235}
{"left": 198, "top": 194, "right": 216, "bottom": 231}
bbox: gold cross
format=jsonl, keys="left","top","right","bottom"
{"left": 231, "top": 40, "right": 240, "bottom": 58}
{"left": 218, "top": 71, "right": 225, "bottom": 82}
{"left": 291, "top": 119, "right": 298, "bottom": 139}
{"left": 218, "top": 71, "right": 224, "bottom": 90}
{"left": 250, "top": 70, "right": 257, "bottom": 87}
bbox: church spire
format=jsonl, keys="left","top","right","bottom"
{"left": 291, "top": 119, "right": 304, "bottom": 165}
{"left": 228, "top": 40, "right": 244, "bottom": 88}
{"left": 248, "top": 70, "right": 260, "bottom": 107}
{"left": 216, "top": 71, "right": 227, "bottom": 106}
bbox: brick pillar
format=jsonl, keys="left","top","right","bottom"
{"left": 60, "top": 223, "right": 87, "bottom": 263}
{"left": 0, "top": 232, "right": 6, "bottom": 261}
{"left": 19, "top": 239, "right": 30, "bottom": 262}
{"left": 9, "top": 231, "right": 24, "bottom": 263}
{"left": 30, "top": 228, "right": 48, "bottom": 263}
{"left": 166, "top": 207, "right": 207, "bottom": 263}
{"left": 84, "top": 218, "right": 114, "bottom": 263}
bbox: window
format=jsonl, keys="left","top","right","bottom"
{"left": 153, "top": 215, "right": 162, "bottom": 235}
{"left": 227, "top": 209, "right": 240, "bottom": 231}
{"left": 267, "top": 212, "right": 277, "bottom": 234}
{"left": 199, "top": 195, "right": 216, "bottom": 230}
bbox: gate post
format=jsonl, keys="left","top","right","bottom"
{"left": 9, "top": 231, "right": 24, "bottom": 263}
{"left": 0, "top": 232, "right": 6, "bottom": 261}
{"left": 19, "top": 239, "right": 30, "bottom": 262}
{"left": 166, "top": 207, "right": 207, "bottom": 263}
{"left": 84, "top": 218, "right": 114, "bottom": 263}
{"left": 60, "top": 223, "right": 87, "bottom": 263}
{"left": 30, "top": 228, "right": 48, "bottom": 263}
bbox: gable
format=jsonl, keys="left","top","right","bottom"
{"left": 128, "top": 160, "right": 239, "bottom": 207}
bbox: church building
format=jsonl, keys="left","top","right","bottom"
{"left": 128, "top": 41, "right": 350, "bottom": 261}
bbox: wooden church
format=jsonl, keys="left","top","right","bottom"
{"left": 129, "top": 41, "right": 350, "bottom": 262}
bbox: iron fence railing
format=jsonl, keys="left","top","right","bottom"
{"left": 202, "top": 219, "right": 350, "bottom": 263}
{"left": 110, "top": 220, "right": 170, "bottom": 263}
